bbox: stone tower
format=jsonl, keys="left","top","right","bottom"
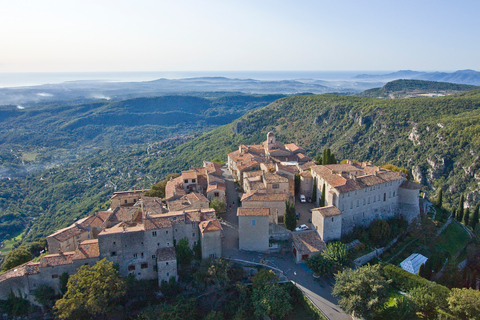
{"left": 267, "top": 131, "right": 276, "bottom": 150}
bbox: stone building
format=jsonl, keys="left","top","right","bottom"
{"left": 237, "top": 208, "right": 270, "bottom": 252}
{"left": 310, "top": 161, "right": 421, "bottom": 239}
{"left": 292, "top": 231, "right": 325, "bottom": 263}
{"left": 241, "top": 192, "right": 288, "bottom": 223}
{"left": 199, "top": 220, "right": 223, "bottom": 259}
{"left": 110, "top": 190, "right": 146, "bottom": 208}
{"left": 0, "top": 239, "right": 100, "bottom": 304}
{"left": 311, "top": 206, "right": 342, "bottom": 242}
{"left": 156, "top": 247, "right": 177, "bottom": 284}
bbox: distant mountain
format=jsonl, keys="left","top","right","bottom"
{"left": 354, "top": 69, "right": 480, "bottom": 86}
{"left": 358, "top": 79, "right": 478, "bottom": 98}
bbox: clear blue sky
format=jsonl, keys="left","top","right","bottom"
{"left": 1, "top": 0, "right": 478, "bottom": 72}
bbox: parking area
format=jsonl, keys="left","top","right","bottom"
{"left": 295, "top": 195, "right": 318, "bottom": 230}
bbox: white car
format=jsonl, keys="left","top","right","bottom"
{"left": 300, "top": 194, "right": 306, "bottom": 203}
{"left": 295, "top": 224, "right": 309, "bottom": 231}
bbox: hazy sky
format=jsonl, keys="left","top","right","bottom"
{"left": 1, "top": 0, "right": 479, "bottom": 72}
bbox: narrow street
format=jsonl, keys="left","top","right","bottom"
{"left": 220, "top": 166, "right": 352, "bottom": 320}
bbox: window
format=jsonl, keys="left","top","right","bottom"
{"left": 113, "top": 241, "right": 116, "bottom": 245}
{"left": 167, "top": 272, "right": 169, "bottom": 277}
{"left": 125, "top": 200, "right": 128, "bottom": 204}
{"left": 347, "top": 193, "right": 350, "bottom": 197}
{"left": 111, "top": 252, "right": 117, "bottom": 257}
{"left": 363, "top": 198, "right": 366, "bottom": 205}
{"left": 166, "top": 262, "right": 169, "bottom": 265}
{"left": 378, "top": 194, "right": 380, "bottom": 201}
{"left": 214, "top": 192, "right": 219, "bottom": 197}
{"left": 331, "top": 217, "right": 334, "bottom": 222}
{"left": 356, "top": 200, "right": 359, "bottom": 207}
{"left": 393, "top": 191, "right": 396, "bottom": 197}
{"left": 52, "top": 274, "right": 58, "bottom": 279}
{"left": 152, "top": 255, "right": 156, "bottom": 259}
{"left": 152, "top": 231, "right": 157, "bottom": 236}
{"left": 128, "top": 265, "right": 135, "bottom": 271}
{"left": 141, "top": 242, "right": 144, "bottom": 245}
{"left": 175, "top": 228, "right": 177, "bottom": 232}
{"left": 167, "top": 242, "right": 170, "bottom": 246}
{"left": 273, "top": 183, "right": 279, "bottom": 189}
{"left": 384, "top": 193, "right": 386, "bottom": 201}
{"left": 350, "top": 202, "right": 353, "bottom": 209}
{"left": 133, "top": 253, "right": 138, "bottom": 259}
{"left": 368, "top": 197, "right": 370, "bottom": 204}
{"left": 192, "top": 233, "right": 195, "bottom": 237}
{"left": 194, "top": 241, "right": 197, "bottom": 246}
{"left": 370, "top": 187, "right": 372, "bottom": 191}
{"left": 354, "top": 191, "right": 357, "bottom": 195}
{"left": 252, "top": 219, "right": 256, "bottom": 226}
{"left": 133, "top": 199, "right": 137, "bottom": 203}
{"left": 157, "top": 243, "right": 160, "bottom": 246}
{"left": 192, "top": 179, "right": 196, "bottom": 183}
{"left": 166, "top": 230, "right": 168, "bottom": 234}
{"left": 141, "top": 263, "right": 148, "bottom": 269}
{"left": 141, "top": 253, "right": 144, "bottom": 258}
{"left": 184, "top": 179, "right": 188, "bottom": 184}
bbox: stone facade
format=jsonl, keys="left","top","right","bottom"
{"left": 241, "top": 192, "right": 288, "bottom": 223}
{"left": 156, "top": 247, "right": 178, "bottom": 284}
{"left": 237, "top": 208, "right": 270, "bottom": 252}
{"left": 311, "top": 206, "right": 342, "bottom": 241}
{"left": 310, "top": 162, "right": 421, "bottom": 237}
{"left": 110, "top": 190, "right": 145, "bottom": 208}
{"left": 199, "top": 220, "right": 223, "bottom": 259}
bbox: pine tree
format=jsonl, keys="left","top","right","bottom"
{"left": 320, "top": 183, "right": 326, "bottom": 207}
{"left": 464, "top": 208, "right": 470, "bottom": 226}
{"left": 457, "top": 195, "right": 465, "bottom": 222}
{"left": 471, "top": 205, "right": 479, "bottom": 229}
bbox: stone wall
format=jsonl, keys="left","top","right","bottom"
{"left": 238, "top": 215, "right": 269, "bottom": 252}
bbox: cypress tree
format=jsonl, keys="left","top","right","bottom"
{"left": 330, "top": 153, "right": 337, "bottom": 164}
{"left": 471, "top": 205, "right": 479, "bottom": 229}
{"left": 284, "top": 201, "right": 296, "bottom": 231}
{"left": 320, "top": 183, "right": 326, "bottom": 207}
{"left": 457, "top": 195, "right": 465, "bottom": 222}
{"left": 464, "top": 208, "right": 470, "bottom": 226}
{"left": 312, "top": 178, "right": 317, "bottom": 202}
{"left": 323, "top": 149, "right": 331, "bottom": 166}
{"left": 452, "top": 208, "right": 456, "bottom": 220}
{"left": 437, "top": 189, "right": 443, "bottom": 208}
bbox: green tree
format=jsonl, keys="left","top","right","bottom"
{"left": 144, "top": 173, "right": 180, "bottom": 198}
{"left": 457, "top": 195, "right": 465, "bottom": 222}
{"left": 471, "top": 205, "right": 479, "bottom": 229}
{"left": 464, "top": 208, "right": 471, "bottom": 226}
{"left": 54, "top": 258, "right": 126, "bottom": 319}
{"left": 322, "top": 241, "right": 351, "bottom": 268}
{"left": 284, "top": 201, "right": 296, "bottom": 231}
{"left": 320, "top": 183, "right": 326, "bottom": 207}
{"left": 252, "top": 269, "right": 277, "bottom": 289}
{"left": 447, "top": 288, "right": 480, "bottom": 320}
{"left": 368, "top": 219, "right": 391, "bottom": 247}
{"left": 294, "top": 173, "right": 300, "bottom": 196}
{"left": 33, "top": 285, "right": 56, "bottom": 311}
{"left": 1, "top": 246, "right": 32, "bottom": 272}
{"left": 59, "top": 272, "right": 69, "bottom": 295}
{"left": 333, "top": 264, "right": 391, "bottom": 318}
{"left": 209, "top": 199, "right": 226, "bottom": 215}
{"left": 437, "top": 189, "right": 443, "bottom": 208}
{"left": 175, "top": 237, "right": 193, "bottom": 269}
{"left": 418, "top": 263, "right": 427, "bottom": 278}
{"left": 409, "top": 284, "right": 448, "bottom": 319}
{"left": 137, "top": 295, "right": 198, "bottom": 320}
{"left": 2, "top": 290, "right": 31, "bottom": 317}
{"left": 306, "top": 254, "right": 333, "bottom": 276}
{"left": 252, "top": 284, "right": 292, "bottom": 320}
{"left": 312, "top": 177, "right": 317, "bottom": 202}
{"left": 204, "top": 310, "right": 224, "bottom": 320}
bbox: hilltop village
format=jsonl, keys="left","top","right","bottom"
{"left": 0, "top": 132, "right": 421, "bottom": 304}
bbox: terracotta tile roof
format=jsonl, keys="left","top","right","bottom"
{"left": 237, "top": 208, "right": 270, "bottom": 216}
{"left": 300, "top": 170, "right": 312, "bottom": 178}
{"left": 241, "top": 192, "right": 289, "bottom": 202}
{"left": 263, "top": 173, "right": 289, "bottom": 184}
{"left": 199, "top": 220, "right": 223, "bottom": 233}
{"left": 182, "top": 170, "right": 198, "bottom": 180}
{"left": 47, "top": 225, "right": 84, "bottom": 242}
{"left": 99, "top": 222, "right": 145, "bottom": 235}
{"left": 311, "top": 164, "right": 403, "bottom": 194}
{"left": 292, "top": 231, "right": 326, "bottom": 255}
{"left": 243, "top": 170, "right": 264, "bottom": 178}
{"left": 207, "top": 182, "right": 226, "bottom": 193}
{"left": 165, "top": 176, "right": 185, "bottom": 200}
{"left": 313, "top": 206, "right": 342, "bottom": 218}
{"left": 39, "top": 252, "right": 75, "bottom": 268}
{"left": 95, "top": 210, "right": 112, "bottom": 223}
{"left": 109, "top": 206, "right": 140, "bottom": 224}
{"left": 73, "top": 239, "right": 100, "bottom": 260}
{"left": 111, "top": 189, "right": 146, "bottom": 199}
{"left": 185, "top": 209, "right": 216, "bottom": 223}
{"left": 167, "top": 192, "right": 209, "bottom": 212}
{"left": 139, "top": 197, "right": 166, "bottom": 215}
{"left": 400, "top": 180, "right": 422, "bottom": 190}
{"left": 237, "top": 159, "right": 261, "bottom": 171}
{"left": 246, "top": 180, "right": 266, "bottom": 191}
{"left": 300, "top": 161, "right": 317, "bottom": 170}
{"left": 143, "top": 216, "right": 173, "bottom": 230}
{"left": 297, "top": 153, "right": 311, "bottom": 160}
{"left": 204, "top": 161, "right": 223, "bottom": 176}
{"left": 285, "top": 143, "right": 305, "bottom": 153}
{"left": 186, "top": 192, "right": 209, "bottom": 203}
{"left": 0, "top": 261, "right": 40, "bottom": 282}
{"left": 276, "top": 163, "right": 297, "bottom": 174}
{"left": 157, "top": 247, "right": 176, "bottom": 261}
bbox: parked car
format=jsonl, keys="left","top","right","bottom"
{"left": 295, "top": 224, "right": 309, "bottom": 231}
{"left": 300, "top": 194, "right": 306, "bottom": 203}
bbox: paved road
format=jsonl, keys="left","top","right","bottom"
{"left": 220, "top": 166, "right": 351, "bottom": 320}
